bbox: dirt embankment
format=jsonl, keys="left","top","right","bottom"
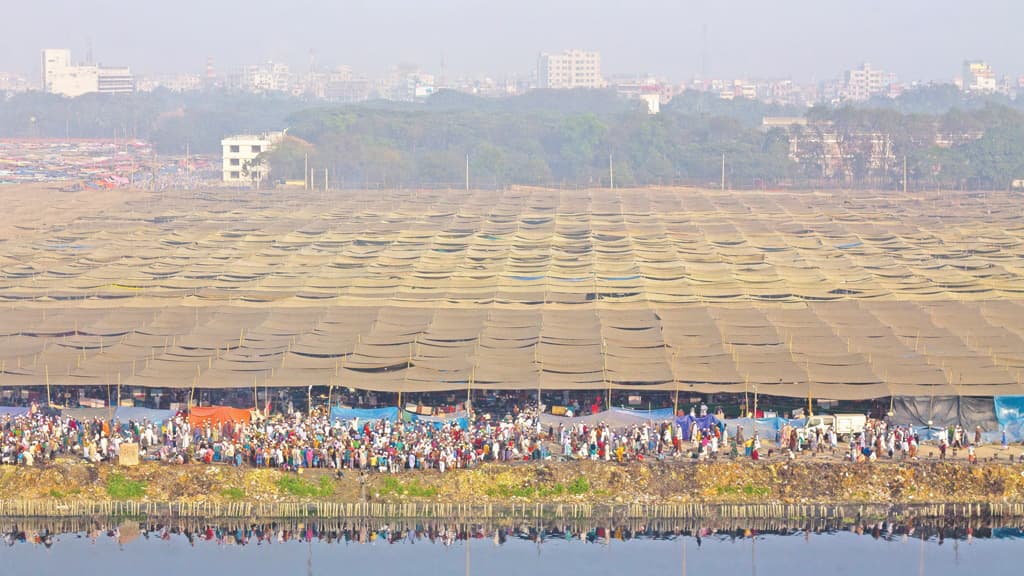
{"left": 1, "top": 459, "right": 1023, "bottom": 505}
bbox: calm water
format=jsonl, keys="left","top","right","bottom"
{"left": 0, "top": 519, "right": 1019, "bottom": 576}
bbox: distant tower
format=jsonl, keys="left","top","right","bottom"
{"left": 85, "top": 37, "right": 94, "bottom": 65}
{"left": 439, "top": 53, "right": 447, "bottom": 89}
{"left": 701, "top": 23, "right": 709, "bottom": 84}
{"left": 206, "top": 57, "right": 215, "bottom": 79}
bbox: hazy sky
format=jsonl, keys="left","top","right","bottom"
{"left": 3, "top": 0, "right": 1019, "bottom": 82}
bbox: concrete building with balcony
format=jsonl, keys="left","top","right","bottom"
{"left": 222, "top": 132, "right": 284, "bottom": 185}
{"left": 841, "top": 63, "right": 895, "bottom": 102}
{"left": 537, "top": 50, "right": 604, "bottom": 89}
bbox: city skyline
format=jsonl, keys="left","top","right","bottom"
{"left": 1, "top": 0, "right": 1021, "bottom": 82}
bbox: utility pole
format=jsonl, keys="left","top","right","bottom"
{"left": 609, "top": 153, "right": 614, "bottom": 189}
{"left": 324, "top": 168, "right": 329, "bottom": 192}
{"left": 721, "top": 153, "right": 726, "bottom": 191}
{"left": 903, "top": 156, "right": 908, "bottom": 194}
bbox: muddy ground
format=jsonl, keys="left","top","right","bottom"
{"left": 2, "top": 456, "right": 1023, "bottom": 506}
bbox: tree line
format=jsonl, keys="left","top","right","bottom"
{"left": 3, "top": 86, "right": 1024, "bottom": 189}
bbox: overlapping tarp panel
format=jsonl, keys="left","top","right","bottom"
{"left": 598, "top": 307, "right": 673, "bottom": 386}
{"left": 472, "top": 308, "right": 541, "bottom": 388}
{"left": 402, "top": 308, "right": 487, "bottom": 389}
{"left": 285, "top": 307, "right": 371, "bottom": 369}
{"left": 2, "top": 186, "right": 1024, "bottom": 395}
{"left": 810, "top": 301, "right": 955, "bottom": 396}
{"left": 342, "top": 306, "right": 434, "bottom": 373}
{"left": 708, "top": 306, "right": 809, "bottom": 393}
{"left": 977, "top": 301, "right": 1024, "bottom": 373}
{"left": 656, "top": 305, "right": 743, "bottom": 391}
{"left": 1, "top": 187, "right": 1023, "bottom": 305}
{"left": 763, "top": 306, "right": 883, "bottom": 390}
{"left": 536, "top": 308, "right": 604, "bottom": 388}
{"left": 864, "top": 300, "right": 1019, "bottom": 395}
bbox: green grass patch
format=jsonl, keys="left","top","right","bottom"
{"left": 277, "top": 475, "right": 335, "bottom": 498}
{"left": 567, "top": 476, "right": 591, "bottom": 495}
{"left": 379, "top": 477, "right": 438, "bottom": 497}
{"left": 220, "top": 487, "right": 246, "bottom": 500}
{"left": 106, "top": 473, "right": 147, "bottom": 500}
{"left": 483, "top": 477, "right": 590, "bottom": 499}
{"left": 715, "top": 484, "right": 770, "bottom": 498}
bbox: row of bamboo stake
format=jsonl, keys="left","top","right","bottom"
{"left": 0, "top": 500, "right": 1021, "bottom": 520}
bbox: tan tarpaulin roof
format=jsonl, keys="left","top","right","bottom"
{"left": 1, "top": 185, "right": 1024, "bottom": 399}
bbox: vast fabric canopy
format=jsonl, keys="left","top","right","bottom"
{"left": 1, "top": 185, "right": 1023, "bottom": 400}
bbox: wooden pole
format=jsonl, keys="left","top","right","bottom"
{"left": 467, "top": 366, "right": 474, "bottom": 415}
{"left": 45, "top": 365, "right": 51, "bottom": 407}
{"left": 190, "top": 364, "right": 199, "bottom": 411}
{"left": 753, "top": 381, "right": 759, "bottom": 436}
{"left": 117, "top": 372, "right": 121, "bottom": 407}
{"left": 743, "top": 377, "right": 749, "bottom": 417}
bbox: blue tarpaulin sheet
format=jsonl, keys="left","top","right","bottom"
{"left": 113, "top": 407, "right": 176, "bottom": 425}
{"left": 995, "top": 396, "right": 1024, "bottom": 442}
{"left": 330, "top": 406, "right": 399, "bottom": 423}
{"left": 722, "top": 417, "right": 807, "bottom": 442}
{"left": 675, "top": 415, "right": 722, "bottom": 440}
{"left": 404, "top": 410, "right": 469, "bottom": 430}
{"left": 611, "top": 407, "right": 676, "bottom": 421}
{"left": 0, "top": 406, "right": 30, "bottom": 418}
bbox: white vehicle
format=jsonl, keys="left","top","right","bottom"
{"left": 804, "top": 413, "right": 867, "bottom": 442}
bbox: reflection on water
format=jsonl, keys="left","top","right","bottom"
{"left": 0, "top": 516, "right": 1019, "bottom": 576}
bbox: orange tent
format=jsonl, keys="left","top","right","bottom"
{"left": 189, "top": 406, "right": 252, "bottom": 426}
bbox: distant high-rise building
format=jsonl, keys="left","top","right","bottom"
{"left": 537, "top": 50, "right": 604, "bottom": 89}
{"left": 962, "top": 60, "right": 997, "bottom": 93}
{"left": 841, "top": 63, "right": 895, "bottom": 101}
{"left": 41, "top": 48, "right": 133, "bottom": 97}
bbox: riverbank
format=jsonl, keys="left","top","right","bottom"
{"left": 2, "top": 458, "right": 1024, "bottom": 511}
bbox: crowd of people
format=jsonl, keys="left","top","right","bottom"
{"left": 0, "top": 403, "right": 1017, "bottom": 472}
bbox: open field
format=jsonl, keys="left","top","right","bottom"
{"left": 0, "top": 185, "right": 1023, "bottom": 398}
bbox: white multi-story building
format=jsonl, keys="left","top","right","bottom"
{"left": 962, "top": 60, "right": 997, "bottom": 93}
{"left": 239, "top": 61, "right": 291, "bottom": 93}
{"left": 841, "top": 63, "right": 895, "bottom": 101}
{"left": 41, "top": 49, "right": 134, "bottom": 97}
{"left": 136, "top": 74, "right": 202, "bottom": 93}
{"left": 537, "top": 50, "right": 604, "bottom": 89}
{"left": 222, "top": 132, "right": 284, "bottom": 185}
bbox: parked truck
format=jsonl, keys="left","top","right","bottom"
{"left": 804, "top": 413, "right": 867, "bottom": 442}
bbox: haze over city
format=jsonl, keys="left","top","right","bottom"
{"left": 2, "top": 0, "right": 1021, "bottom": 81}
